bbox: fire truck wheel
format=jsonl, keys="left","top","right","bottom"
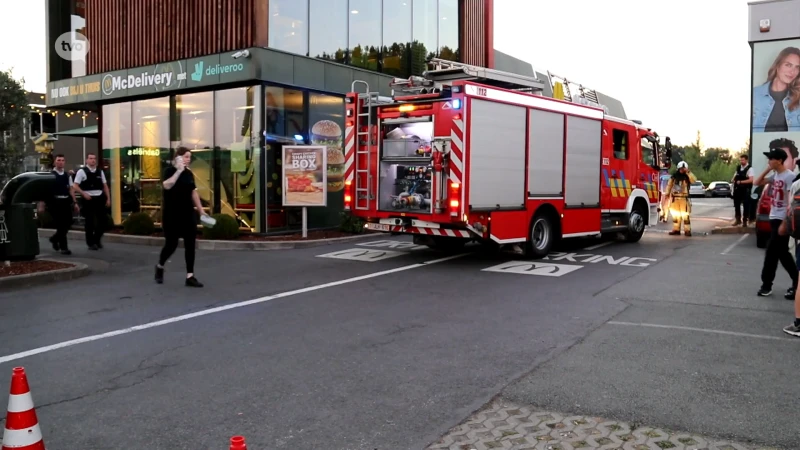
{"left": 623, "top": 205, "right": 647, "bottom": 243}
{"left": 525, "top": 210, "right": 559, "bottom": 259}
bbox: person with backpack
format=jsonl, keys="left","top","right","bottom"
{"left": 755, "top": 147, "right": 799, "bottom": 298}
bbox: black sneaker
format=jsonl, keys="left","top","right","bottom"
{"left": 49, "top": 237, "right": 60, "bottom": 251}
{"left": 783, "top": 324, "right": 800, "bottom": 337}
{"left": 185, "top": 276, "right": 203, "bottom": 288}
{"left": 88, "top": 244, "right": 99, "bottom": 251}
{"left": 155, "top": 265, "right": 164, "bottom": 284}
{"left": 60, "top": 249, "right": 72, "bottom": 255}
{"left": 785, "top": 288, "right": 796, "bottom": 300}
{"left": 757, "top": 287, "right": 772, "bottom": 296}
{"left": 96, "top": 242, "right": 103, "bottom": 249}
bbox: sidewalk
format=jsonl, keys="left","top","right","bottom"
{"left": 429, "top": 399, "right": 772, "bottom": 450}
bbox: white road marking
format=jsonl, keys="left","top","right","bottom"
{"left": 583, "top": 241, "right": 613, "bottom": 251}
{"left": 317, "top": 248, "right": 406, "bottom": 262}
{"left": 0, "top": 253, "right": 470, "bottom": 365}
{"left": 720, "top": 234, "right": 749, "bottom": 255}
{"left": 482, "top": 261, "right": 583, "bottom": 277}
{"left": 608, "top": 321, "right": 793, "bottom": 341}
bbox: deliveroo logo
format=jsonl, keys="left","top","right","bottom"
{"left": 191, "top": 61, "right": 204, "bottom": 82}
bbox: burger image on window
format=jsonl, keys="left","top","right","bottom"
{"left": 311, "top": 119, "right": 345, "bottom": 192}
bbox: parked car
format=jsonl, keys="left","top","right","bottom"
{"left": 705, "top": 181, "right": 732, "bottom": 198}
{"left": 689, "top": 181, "right": 705, "bottom": 197}
{"left": 756, "top": 184, "right": 771, "bottom": 248}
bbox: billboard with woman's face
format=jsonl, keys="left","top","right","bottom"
{"left": 751, "top": 40, "right": 800, "bottom": 173}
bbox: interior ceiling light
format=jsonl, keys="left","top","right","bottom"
{"left": 351, "top": 10, "right": 359, "bottom": 14}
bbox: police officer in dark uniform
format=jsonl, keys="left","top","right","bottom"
{"left": 40, "top": 154, "right": 78, "bottom": 255}
{"left": 72, "top": 153, "right": 110, "bottom": 250}
{"left": 731, "top": 154, "right": 754, "bottom": 227}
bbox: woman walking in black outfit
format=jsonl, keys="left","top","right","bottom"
{"left": 155, "top": 147, "right": 208, "bottom": 287}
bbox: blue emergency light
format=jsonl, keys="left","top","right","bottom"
{"left": 452, "top": 99, "right": 462, "bottom": 109}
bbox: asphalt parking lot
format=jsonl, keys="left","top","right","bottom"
{"left": 0, "top": 208, "right": 794, "bottom": 449}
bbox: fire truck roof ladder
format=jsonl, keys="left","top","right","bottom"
{"left": 423, "top": 58, "right": 546, "bottom": 93}
{"left": 351, "top": 80, "right": 378, "bottom": 210}
{"left": 547, "top": 72, "right": 600, "bottom": 105}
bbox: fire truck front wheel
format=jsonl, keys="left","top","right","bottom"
{"left": 623, "top": 202, "right": 648, "bottom": 243}
{"left": 525, "top": 210, "right": 560, "bottom": 259}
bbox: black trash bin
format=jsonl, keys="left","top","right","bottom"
{"left": 0, "top": 172, "right": 56, "bottom": 262}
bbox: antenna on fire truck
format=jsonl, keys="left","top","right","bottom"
{"left": 388, "top": 58, "right": 547, "bottom": 98}
{"left": 547, "top": 72, "right": 609, "bottom": 114}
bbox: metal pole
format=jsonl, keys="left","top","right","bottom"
{"left": 82, "top": 115, "right": 86, "bottom": 161}
{"left": 302, "top": 206, "right": 308, "bottom": 239}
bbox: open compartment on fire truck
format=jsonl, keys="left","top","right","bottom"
{"left": 378, "top": 118, "right": 434, "bottom": 213}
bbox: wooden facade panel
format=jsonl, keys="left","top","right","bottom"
{"left": 459, "top": 0, "right": 493, "bottom": 68}
{"left": 85, "top": 0, "right": 260, "bottom": 74}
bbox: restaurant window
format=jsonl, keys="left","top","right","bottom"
{"left": 103, "top": 102, "right": 133, "bottom": 226}
{"left": 265, "top": 86, "right": 305, "bottom": 231}
{"left": 175, "top": 92, "right": 214, "bottom": 218}
{"left": 269, "top": 0, "right": 309, "bottom": 56}
{"left": 307, "top": 92, "right": 345, "bottom": 228}
{"left": 348, "top": 0, "right": 381, "bottom": 71}
{"left": 412, "top": 0, "right": 437, "bottom": 76}
{"left": 28, "top": 112, "right": 58, "bottom": 138}
{"left": 438, "top": 0, "right": 459, "bottom": 61}
{"left": 309, "top": 0, "right": 347, "bottom": 63}
{"left": 382, "top": 0, "right": 412, "bottom": 78}
{"left": 130, "top": 98, "right": 171, "bottom": 224}
{"left": 215, "top": 87, "right": 262, "bottom": 231}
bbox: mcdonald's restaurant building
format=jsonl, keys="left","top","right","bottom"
{"left": 44, "top": 0, "right": 542, "bottom": 234}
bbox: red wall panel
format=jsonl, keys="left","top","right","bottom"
{"left": 85, "top": 0, "right": 262, "bottom": 74}
{"left": 460, "top": 0, "right": 492, "bottom": 68}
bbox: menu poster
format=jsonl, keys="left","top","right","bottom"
{"left": 282, "top": 145, "right": 328, "bottom": 207}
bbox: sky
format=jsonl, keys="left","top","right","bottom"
{"left": 0, "top": 0, "right": 752, "bottom": 151}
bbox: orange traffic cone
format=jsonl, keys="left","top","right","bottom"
{"left": 229, "top": 436, "right": 247, "bottom": 450}
{"left": 2, "top": 367, "right": 45, "bottom": 450}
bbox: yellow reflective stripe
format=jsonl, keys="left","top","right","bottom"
{"left": 609, "top": 178, "right": 618, "bottom": 197}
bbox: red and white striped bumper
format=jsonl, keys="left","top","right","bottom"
{"left": 390, "top": 226, "right": 472, "bottom": 238}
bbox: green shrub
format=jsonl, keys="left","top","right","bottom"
{"left": 201, "top": 214, "right": 240, "bottom": 240}
{"left": 339, "top": 211, "right": 365, "bottom": 234}
{"left": 123, "top": 212, "right": 155, "bottom": 235}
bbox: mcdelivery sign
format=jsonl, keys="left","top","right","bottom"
{"left": 46, "top": 49, "right": 254, "bottom": 106}
{"left": 102, "top": 71, "right": 175, "bottom": 94}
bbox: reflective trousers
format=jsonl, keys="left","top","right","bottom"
{"left": 671, "top": 196, "right": 691, "bottom": 233}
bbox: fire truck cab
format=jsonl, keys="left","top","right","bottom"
{"left": 343, "top": 59, "right": 672, "bottom": 258}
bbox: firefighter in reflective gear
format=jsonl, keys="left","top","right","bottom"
{"left": 666, "top": 161, "right": 697, "bottom": 236}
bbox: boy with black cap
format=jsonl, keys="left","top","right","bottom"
{"left": 754, "top": 146, "right": 798, "bottom": 297}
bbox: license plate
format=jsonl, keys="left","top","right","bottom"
{"left": 366, "top": 223, "right": 390, "bottom": 232}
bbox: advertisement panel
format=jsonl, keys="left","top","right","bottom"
{"left": 282, "top": 145, "right": 327, "bottom": 207}
{"left": 751, "top": 40, "right": 800, "bottom": 173}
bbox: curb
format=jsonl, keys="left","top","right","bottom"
{"left": 0, "top": 259, "right": 91, "bottom": 290}
{"left": 37, "top": 228, "right": 380, "bottom": 251}
{"left": 710, "top": 226, "right": 753, "bottom": 235}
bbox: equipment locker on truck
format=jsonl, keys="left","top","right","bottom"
{"left": 343, "top": 59, "right": 673, "bottom": 258}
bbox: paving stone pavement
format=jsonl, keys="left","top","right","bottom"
{"left": 427, "top": 400, "right": 779, "bottom": 450}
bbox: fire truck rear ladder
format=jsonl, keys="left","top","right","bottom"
{"left": 351, "top": 80, "right": 380, "bottom": 210}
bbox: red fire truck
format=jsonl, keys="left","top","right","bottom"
{"left": 343, "top": 59, "right": 672, "bottom": 258}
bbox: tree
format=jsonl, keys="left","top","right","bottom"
{"left": 0, "top": 69, "right": 28, "bottom": 186}
{"left": 693, "top": 130, "right": 703, "bottom": 151}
